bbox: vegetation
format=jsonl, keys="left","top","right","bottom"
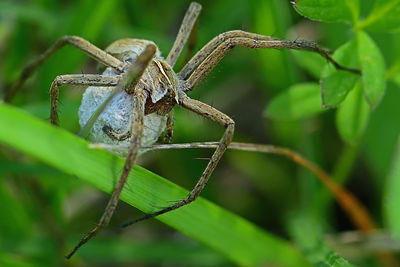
{"left": 0, "top": 0, "right": 399, "bottom": 266}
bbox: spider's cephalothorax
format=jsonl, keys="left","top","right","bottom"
{"left": 79, "top": 39, "right": 180, "bottom": 149}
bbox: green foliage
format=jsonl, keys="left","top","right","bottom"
{"left": 266, "top": 83, "right": 325, "bottom": 119}
{"left": 281, "top": 0, "right": 396, "bottom": 142}
{"left": 1, "top": 0, "right": 400, "bottom": 266}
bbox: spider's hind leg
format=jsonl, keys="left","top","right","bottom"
{"left": 121, "top": 92, "right": 235, "bottom": 228}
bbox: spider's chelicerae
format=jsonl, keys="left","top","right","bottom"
{"left": 7, "top": 2, "right": 359, "bottom": 258}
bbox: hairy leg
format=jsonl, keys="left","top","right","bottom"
{"left": 6, "top": 36, "right": 125, "bottom": 102}
{"left": 179, "top": 30, "right": 360, "bottom": 89}
{"left": 66, "top": 45, "right": 157, "bottom": 259}
{"left": 162, "top": 2, "right": 202, "bottom": 144}
{"left": 121, "top": 92, "right": 234, "bottom": 227}
{"left": 181, "top": 17, "right": 199, "bottom": 67}
{"left": 166, "top": 2, "right": 202, "bottom": 67}
{"left": 66, "top": 88, "right": 148, "bottom": 259}
{"left": 49, "top": 74, "right": 120, "bottom": 125}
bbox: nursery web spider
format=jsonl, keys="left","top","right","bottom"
{"left": 6, "top": 2, "right": 360, "bottom": 259}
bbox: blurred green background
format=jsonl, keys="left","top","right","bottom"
{"left": 1, "top": 0, "right": 400, "bottom": 266}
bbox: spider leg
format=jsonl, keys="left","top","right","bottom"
{"left": 66, "top": 88, "right": 147, "bottom": 259}
{"left": 166, "top": 2, "right": 202, "bottom": 67}
{"left": 121, "top": 91, "right": 234, "bottom": 228}
{"left": 49, "top": 74, "right": 120, "bottom": 125}
{"left": 179, "top": 30, "right": 360, "bottom": 89}
{"left": 160, "top": 2, "right": 201, "bottom": 144}
{"left": 181, "top": 17, "right": 199, "bottom": 67}
{"left": 6, "top": 36, "right": 125, "bottom": 102}
{"left": 65, "top": 45, "right": 156, "bottom": 259}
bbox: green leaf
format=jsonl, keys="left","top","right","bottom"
{"left": 266, "top": 83, "right": 325, "bottom": 119}
{"left": 384, "top": 138, "right": 400, "bottom": 238}
{"left": 321, "top": 39, "right": 360, "bottom": 107}
{"left": 357, "top": 31, "right": 386, "bottom": 108}
{"left": 358, "top": 0, "right": 400, "bottom": 32}
{"left": 292, "top": 0, "right": 359, "bottom": 23}
{"left": 0, "top": 103, "right": 311, "bottom": 267}
{"left": 336, "top": 82, "right": 370, "bottom": 143}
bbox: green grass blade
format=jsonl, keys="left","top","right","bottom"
{"left": 0, "top": 103, "right": 311, "bottom": 267}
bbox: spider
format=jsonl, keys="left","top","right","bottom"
{"left": 6, "top": 2, "right": 359, "bottom": 259}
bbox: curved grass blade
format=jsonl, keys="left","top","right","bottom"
{"left": 0, "top": 103, "right": 311, "bottom": 267}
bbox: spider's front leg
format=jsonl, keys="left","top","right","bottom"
{"left": 158, "top": 2, "right": 202, "bottom": 144}
{"left": 6, "top": 35, "right": 125, "bottom": 102}
{"left": 179, "top": 30, "right": 360, "bottom": 90}
{"left": 121, "top": 92, "right": 234, "bottom": 227}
